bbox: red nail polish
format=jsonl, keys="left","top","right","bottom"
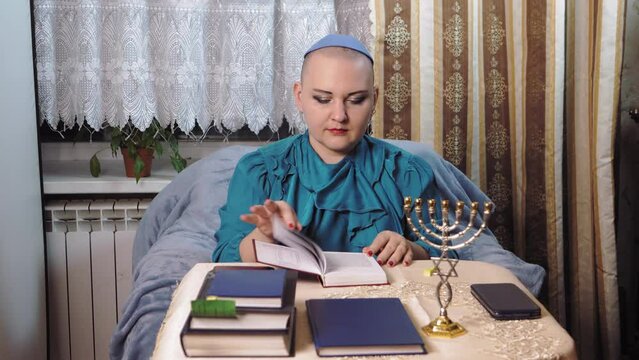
{"left": 388, "top": 261, "right": 394, "bottom": 267}
{"left": 367, "top": 250, "right": 373, "bottom": 256}
{"left": 288, "top": 223, "right": 294, "bottom": 229}
{"left": 377, "top": 260, "right": 383, "bottom": 265}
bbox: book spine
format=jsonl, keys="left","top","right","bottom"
{"left": 305, "top": 300, "right": 322, "bottom": 357}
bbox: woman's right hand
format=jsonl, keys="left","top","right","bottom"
{"left": 240, "top": 199, "right": 302, "bottom": 239}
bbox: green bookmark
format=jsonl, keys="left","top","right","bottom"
{"left": 191, "top": 298, "right": 237, "bottom": 317}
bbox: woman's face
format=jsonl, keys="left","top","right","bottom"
{"left": 294, "top": 48, "right": 377, "bottom": 164}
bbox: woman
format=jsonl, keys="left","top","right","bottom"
{"left": 212, "top": 34, "right": 436, "bottom": 267}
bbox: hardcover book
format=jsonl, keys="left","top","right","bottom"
{"left": 203, "top": 267, "right": 288, "bottom": 308}
{"left": 254, "top": 217, "right": 388, "bottom": 287}
{"left": 189, "top": 310, "right": 292, "bottom": 331}
{"left": 305, "top": 298, "right": 426, "bottom": 357}
{"left": 181, "top": 307, "right": 296, "bottom": 357}
{"left": 191, "top": 268, "right": 297, "bottom": 331}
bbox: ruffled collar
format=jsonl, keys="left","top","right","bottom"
{"left": 290, "top": 132, "right": 386, "bottom": 214}
{"left": 259, "top": 132, "right": 402, "bottom": 241}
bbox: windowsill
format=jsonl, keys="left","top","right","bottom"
{"left": 40, "top": 141, "right": 257, "bottom": 195}
{"left": 42, "top": 159, "right": 176, "bottom": 194}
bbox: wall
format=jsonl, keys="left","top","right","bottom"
{"left": 0, "top": 0, "right": 47, "bottom": 359}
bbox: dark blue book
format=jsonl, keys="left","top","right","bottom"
{"left": 206, "top": 268, "right": 287, "bottom": 308}
{"left": 306, "top": 298, "right": 426, "bottom": 357}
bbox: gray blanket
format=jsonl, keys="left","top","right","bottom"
{"left": 109, "top": 140, "right": 545, "bottom": 360}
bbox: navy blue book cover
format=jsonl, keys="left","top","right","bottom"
{"left": 306, "top": 298, "right": 425, "bottom": 356}
{"left": 208, "top": 268, "right": 287, "bottom": 298}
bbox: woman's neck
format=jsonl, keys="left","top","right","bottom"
{"left": 307, "top": 137, "right": 350, "bottom": 164}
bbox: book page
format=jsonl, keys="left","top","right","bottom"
{"left": 271, "top": 217, "right": 327, "bottom": 273}
{"left": 254, "top": 240, "right": 322, "bottom": 276}
{"left": 190, "top": 311, "right": 291, "bottom": 330}
{"left": 323, "top": 252, "right": 387, "bottom": 286}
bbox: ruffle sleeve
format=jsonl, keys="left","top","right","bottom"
{"left": 211, "top": 151, "right": 271, "bottom": 262}
{"left": 384, "top": 150, "right": 447, "bottom": 256}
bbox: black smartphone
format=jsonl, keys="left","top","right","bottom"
{"left": 470, "top": 283, "right": 541, "bottom": 320}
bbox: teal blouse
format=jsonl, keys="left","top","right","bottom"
{"left": 211, "top": 132, "right": 440, "bottom": 262}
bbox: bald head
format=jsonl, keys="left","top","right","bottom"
{"left": 300, "top": 46, "right": 374, "bottom": 84}
{"left": 293, "top": 44, "right": 378, "bottom": 164}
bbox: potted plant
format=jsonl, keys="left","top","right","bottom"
{"left": 90, "top": 119, "right": 187, "bottom": 182}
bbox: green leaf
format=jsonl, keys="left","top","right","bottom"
{"left": 110, "top": 127, "right": 122, "bottom": 156}
{"left": 89, "top": 154, "right": 101, "bottom": 177}
{"left": 141, "top": 127, "right": 155, "bottom": 148}
{"left": 127, "top": 145, "right": 137, "bottom": 158}
{"left": 155, "top": 142, "right": 164, "bottom": 157}
{"left": 168, "top": 135, "right": 179, "bottom": 152}
{"left": 110, "top": 143, "right": 118, "bottom": 157}
{"left": 133, "top": 155, "right": 145, "bottom": 183}
{"left": 170, "top": 152, "right": 187, "bottom": 173}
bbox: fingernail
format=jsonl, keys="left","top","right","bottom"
{"left": 403, "top": 261, "right": 409, "bottom": 266}
{"left": 377, "top": 260, "right": 383, "bottom": 265}
{"left": 388, "top": 260, "right": 395, "bottom": 267}
{"left": 288, "top": 223, "right": 294, "bottom": 229}
{"left": 367, "top": 250, "right": 373, "bottom": 256}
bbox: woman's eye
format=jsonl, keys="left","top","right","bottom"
{"left": 313, "top": 96, "right": 331, "bottom": 104}
{"left": 348, "top": 97, "right": 366, "bottom": 105}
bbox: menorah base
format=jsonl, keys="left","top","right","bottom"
{"left": 422, "top": 315, "right": 467, "bottom": 338}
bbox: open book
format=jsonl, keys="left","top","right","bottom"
{"left": 253, "top": 217, "right": 388, "bottom": 287}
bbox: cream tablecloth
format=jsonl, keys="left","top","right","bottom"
{"left": 153, "top": 260, "right": 576, "bottom": 359}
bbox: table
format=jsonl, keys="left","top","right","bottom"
{"left": 153, "top": 260, "right": 576, "bottom": 359}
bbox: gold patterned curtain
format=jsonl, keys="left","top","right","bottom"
{"left": 369, "top": 1, "right": 624, "bottom": 359}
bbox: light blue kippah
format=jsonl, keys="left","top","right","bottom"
{"left": 304, "top": 34, "right": 373, "bottom": 64}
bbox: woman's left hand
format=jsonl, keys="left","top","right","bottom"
{"left": 363, "top": 230, "right": 430, "bottom": 267}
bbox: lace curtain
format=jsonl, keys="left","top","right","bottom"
{"left": 33, "top": 0, "right": 373, "bottom": 134}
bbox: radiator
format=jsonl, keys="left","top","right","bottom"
{"left": 44, "top": 198, "right": 151, "bottom": 360}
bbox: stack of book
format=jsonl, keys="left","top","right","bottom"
{"left": 180, "top": 267, "right": 297, "bottom": 357}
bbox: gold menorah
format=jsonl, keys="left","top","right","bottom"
{"left": 403, "top": 197, "right": 493, "bottom": 338}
